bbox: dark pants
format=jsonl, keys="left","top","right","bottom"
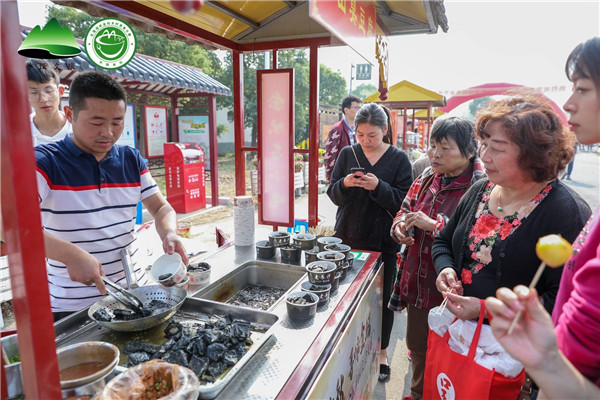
{"left": 406, "top": 304, "right": 430, "bottom": 400}
{"left": 381, "top": 251, "right": 396, "bottom": 350}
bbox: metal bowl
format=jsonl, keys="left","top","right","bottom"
{"left": 57, "top": 341, "right": 119, "bottom": 389}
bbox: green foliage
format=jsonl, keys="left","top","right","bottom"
{"left": 320, "top": 65, "right": 347, "bottom": 106}
{"left": 217, "top": 124, "right": 229, "bottom": 138}
{"left": 46, "top": 5, "right": 222, "bottom": 75}
{"left": 353, "top": 83, "right": 378, "bottom": 101}
{"left": 468, "top": 96, "right": 492, "bottom": 121}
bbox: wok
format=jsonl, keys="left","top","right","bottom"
{"left": 88, "top": 249, "right": 187, "bottom": 332}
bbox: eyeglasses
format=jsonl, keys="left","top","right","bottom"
{"left": 350, "top": 105, "right": 362, "bottom": 110}
{"left": 28, "top": 87, "right": 59, "bottom": 103}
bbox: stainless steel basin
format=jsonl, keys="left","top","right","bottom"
{"left": 192, "top": 260, "right": 306, "bottom": 310}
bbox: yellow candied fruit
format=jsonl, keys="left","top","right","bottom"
{"left": 536, "top": 234, "right": 572, "bottom": 267}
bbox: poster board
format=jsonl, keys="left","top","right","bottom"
{"left": 144, "top": 105, "right": 168, "bottom": 158}
{"left": 116, "top": 104, "right": 136, "bottom": 148}
{"left": 257, "top": 69, "right": 294, "bottom": 227}
{"left": 178, "top": 115, "right": 211, "bottom": 170}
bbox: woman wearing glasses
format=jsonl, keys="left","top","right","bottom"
{"left": 26, "top": 59, "right": 72, "bottom": 146}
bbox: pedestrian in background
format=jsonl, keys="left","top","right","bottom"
{"left": 324, "top": 95, "right": 362, "bottom": 182}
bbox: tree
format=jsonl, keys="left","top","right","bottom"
{"left": 467, "top": 96, "right": 492, "bottom": 121}
{"left": 353, "top": 83, "right": 378, "bottom": 101}
{"left": 320, "top": 65, "right": 347, "bottom": 106}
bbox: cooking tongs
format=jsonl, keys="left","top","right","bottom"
{"left": 99, "top": 248, "right": 145, "bottom": 314}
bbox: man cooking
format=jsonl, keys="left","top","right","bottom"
{"left": 35, "top": 71, "right": 188, "bottom": 321}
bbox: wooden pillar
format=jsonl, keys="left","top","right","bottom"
{"left": 233, "top": 50, "right": 246, "bottom": 195}
{"left": 308, "top": 45, "right": 320, "bottom": 227}
{"left": 1, "top": 1, "right": 62, "bottom": 398}
{"left": 208, "top": 94, "right": 219, "bottom": 206}
{"left": 170, "top": 95, "right": 178, "bottom": 142}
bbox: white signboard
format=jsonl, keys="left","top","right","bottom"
{"left": 178, "top": 115, "right": 211, "bottom": 170}
{"left": 144, "top": 105, "right": 168, "bottom": 158}
{"left": 116, "top": 104, "right": 136, "bottom": 148}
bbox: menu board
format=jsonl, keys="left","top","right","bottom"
{"left": 144, "top": 105, "right": 168, "bottom": 158}
{"left": 178, "top": 115, "right": 211, "bottom": 170}
{"left": 116, "top": 104, "right": 136, "bottom": 149}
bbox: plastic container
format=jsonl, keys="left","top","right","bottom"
{"left": 280, "top": 246, "right": 301, "bottom": 264}
{"left": 256, "top": 240, "right": 275, "bottom": 258}
{"left": 305, "top": 261, "right": 336, "bottom": 285}
{"left": 187, "top": 262, "right": 211, "bottom": 286}
{"left": 317, "top": 251, "right": 345, "bottom": 272}
{"left": 300, "top": 281, "right": 331, "bottom": 306}
{"left": 324, "top": 243, "right": 351, "bottom": 260}
{"left": 317, "top": 236, "right": 342, "bottom": 251}
{"left": 151, "top": 253, "right": 187, "bottom": 286}
{"left": 292, "top": 233, "right": 317, "bottom": 250}
{"left": 286, "top": 291, "right": 318, "bottom": 320}
{"left": 268, "top": 231, "right": 290, "bottom": 247}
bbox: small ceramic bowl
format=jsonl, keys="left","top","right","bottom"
{"left": 306, "top": 261, "right": 336, "bottom": 285}
{"left": 293, "top": 233, "right": 317, "bottom": 250}
{"left": 268, "top": 231, "right": 291, "bottom": 248}
{"left": 317, "top": 236, "right": 342, "bottom": 252}
{"left": 304, "top": 246, "right": 320, "bottom": 264}
{"left": 317, "top": 251, "right": 345, "bottom": 272}
{"left": 324, "top": 243, "right": 351, "bottom": 260}
{"left": 330, "top": 271, "right": 341, "bottom": 293}
{"left": 174, "top": 275, "right": 190, "bottom": 291}
{"left": 151, "top": 253, "right": 187, "bottom": 286}
{"left": 256, "top": 240, "right": 275, "bottom": 258}
{"left": 280, "top": 246, "right": 301, "bottom": 264}
{"left": 300, "top": 281, "right": 331, "bottom": 306}
{"left": 187, "top": 262, "right": 211, "bottom": 286}
{"left": 286, "top": 291, "right": 319, "bottom": 320}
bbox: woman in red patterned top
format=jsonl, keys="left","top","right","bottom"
{"left": 388, "top": 117, "right": 485, "bottom": 400}
{"left": 432, "top": 95, "right": 591, "bottom": 320}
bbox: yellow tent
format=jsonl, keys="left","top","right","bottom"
{"left": 414, "top": 109, "right": 446, "bottom": 119}
{"left": 364, "top": 80, "right": 446, "bottom": 108}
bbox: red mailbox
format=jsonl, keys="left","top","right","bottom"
{"left": 164, "top": 142, "right": 206, "bottom": 213}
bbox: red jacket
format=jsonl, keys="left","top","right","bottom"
{"left": 324, "top": 118, "right": 352, "bottom": 181}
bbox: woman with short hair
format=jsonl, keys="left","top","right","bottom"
{"left": 389, "top": 116, "right": 485, "bottom": 400}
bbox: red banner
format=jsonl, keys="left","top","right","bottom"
{"left": 310, "top": 0, "right": 376, "bottom": 64}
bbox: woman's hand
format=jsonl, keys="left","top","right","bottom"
{"left": 444, "top": 292, "right": 481, "bottom": 320}
{"left": 343, "top": 173, "right": 362, "bottom": 188}
{"left": 352, "top": 173, "right": 379, "bottom": 191}
{"left": 436, "top": 267, "right": 463, "bottom": 295}
{"left": 392, "top": 221, "right": 415, "bottom": 245}
{"left": 485, "top": 286, "right": 557, "bottom": 369}
{"left": 405, "top": 211, "right": 436, "bottom": 232}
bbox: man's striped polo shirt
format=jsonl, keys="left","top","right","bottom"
{"left": 35, "top": 135, "right": 159, "bottom": 312}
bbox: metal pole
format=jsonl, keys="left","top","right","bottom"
{"left": 208, "top": 94, "right": 219, "bottom": 206}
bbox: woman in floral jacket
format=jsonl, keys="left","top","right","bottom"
{"left": 389, "top": 117, "right": 485, "bottom": 400}
{"left": 432, "top": 96, "right": 591, "bottom": 321}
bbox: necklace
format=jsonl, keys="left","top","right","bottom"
{"left": 497, "top": 189, "right": 503, "bottom": 212}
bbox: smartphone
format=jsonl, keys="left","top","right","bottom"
{"left": 351, "top": 167, "right": 365, "bottom": 178}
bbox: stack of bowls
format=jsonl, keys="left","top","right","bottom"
{"left": 317, "top": 236, "right": 342, "bottom": 252}
{"left": 286, "top": 292, "right": 319, "bottom": 320}
{"left": 300, "top": 281, "right": 331, "bottom": 306}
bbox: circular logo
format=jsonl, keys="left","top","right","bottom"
{"left": 85, "top": 18, "right": 136, "bottom": 70}
{"left": 436, "top": 373, "right": 456, "bottom": 400}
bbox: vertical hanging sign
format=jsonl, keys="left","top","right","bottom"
{"left": 257, "top": 69, "right": 295, "bottom": 227}
{"left": 144, "top": 105, "right": 168, "bottom": 158}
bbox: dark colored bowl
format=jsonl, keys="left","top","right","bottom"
{"left": 304, "top": 246, "right": 320, "bottom": 264}
{"left": 293, "top": 233, "right": 317, "bottom": 250}
{"left": 317, "top": 236, "right": 343, "bottom": 251}
{"left": 256, "top": 240, "right": 275, "bottom": 258}
{"left": 268, "top": 232, "right": 291, "bottom": 247}
{"left": 300, "top": 281, "right": 331, "bottom": 306}
{"left": 346, "top": 252, "right": 355, "bottom": 268}
{"left": 305, "top": 261, "right": 336, "bottom": 285}
{"left": 317, "top": 251, "right": 345, "bottom": 272}
{"left": 286, "top": 291, "right": 318, "bottom": 320}
{"left": 330, "top": 271, "right": 341, "bottom": 293}
{"left": 280, "top": 246, "right": 301, "bottom": 264}
{"left": 324, "top": 243, "right": 351, "bottom": 260}
{"left": 340, "top": 261, "right": 350, "bottom": 280}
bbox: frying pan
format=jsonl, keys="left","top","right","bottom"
{"left": 87, "top": 249, "right": 187, "bottom": 332}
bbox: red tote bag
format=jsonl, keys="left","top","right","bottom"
{"left": 423, "top": 303, "right": 526, "bottom": 400}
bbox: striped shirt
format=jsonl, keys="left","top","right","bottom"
{"left": 35, "top": 136, "right": 159, "bottom": 312}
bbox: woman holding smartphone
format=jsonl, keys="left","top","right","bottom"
{"left": 327, "top": 103, "right": 413, "bottom": 382}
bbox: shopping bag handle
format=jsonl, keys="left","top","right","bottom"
{"left": 467, "top": 299, "right": 487, "bottom": 359}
